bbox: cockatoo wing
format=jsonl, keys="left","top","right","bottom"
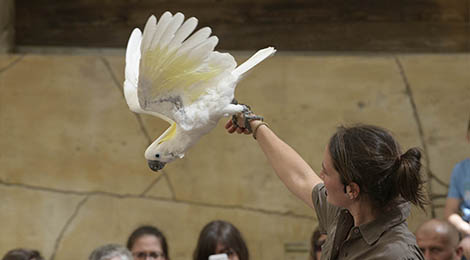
{"left": 137, "top": 12, "right": 237, "bottom": 129}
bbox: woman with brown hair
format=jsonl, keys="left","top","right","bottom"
{"left": 193, "top": 220, "right": 249, "bottom": 260}
{"left": 126, "top": 225, "right": 169, "bottom": 260}
{"left": 226, "top": 116, "right": 426, "bottom": 259}
{"left": 2, "top": 249, "right": 44, "bottom": 260}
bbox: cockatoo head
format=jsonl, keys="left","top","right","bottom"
{"left": 145, "top": 123, "right": 184, "bottom": 171}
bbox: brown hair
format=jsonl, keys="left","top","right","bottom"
{"left": 328, "top": 124, "right": 427, "bottom": 210}
{"left": 2, "top": 249, "right": 44, "bottom": 260}
{"left": 126, "top": 225, "right": 169, "bottom": 260}
{"left": 310, "top": 227, "right": 325, "bottom": 260}
{"left": 193, "top": 220, "right": 249, "bottom": 260}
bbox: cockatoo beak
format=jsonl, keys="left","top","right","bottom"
{"left": 148, "top": 160, "right": 166, "bottom": 172}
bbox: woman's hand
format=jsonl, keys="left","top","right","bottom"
{"left": 224, "top": 114, "right": 253, "bottom": 135}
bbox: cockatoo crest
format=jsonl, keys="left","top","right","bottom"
{"left": 124, "top": 11, "right": 276, "bottom": 171}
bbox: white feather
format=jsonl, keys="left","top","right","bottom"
{"left": 232, "top": 47, "right": 276, "bottom": 78}
{"left": 159, "top": 12, "right": 185, "bottom": 49}
{"left": 149, "top": 12, "right": 173, "bottom": 50}
{"left": 140, "top": 15, "right": 157, "bottom": 53}
{"left": 169, "top": 17, "right": 198, "bottom": 52}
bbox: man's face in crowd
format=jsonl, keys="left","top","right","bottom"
{"left": 416, "top": 232, "right": 460, "bottom": 260}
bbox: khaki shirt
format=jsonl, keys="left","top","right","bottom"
{"left": 312, "top": 183, "right": 424, "bottom": 260}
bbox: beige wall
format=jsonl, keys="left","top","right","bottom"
{"left": 0, "top": 52, "right": 469, "bottom": 259}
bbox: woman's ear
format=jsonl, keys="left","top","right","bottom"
{"left": 346, "top": 182, "right": 360, "bottom": 200}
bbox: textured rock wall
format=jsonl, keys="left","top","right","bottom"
{"left": 0, "top": 52, "right": 469, "bottom": 259}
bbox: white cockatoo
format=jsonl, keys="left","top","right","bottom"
{"left": 124, "top": 11, "right": 276, "bottom": 171}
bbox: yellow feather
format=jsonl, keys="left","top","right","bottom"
{"left": 158, "top": 123, "right": 177, "bottom": 144}
{"left": 142, "top": 46, "right": 221, "bottom": 104}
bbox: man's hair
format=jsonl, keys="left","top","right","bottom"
{"left": 89, "top": 244, "right": 132, "bottom": 260}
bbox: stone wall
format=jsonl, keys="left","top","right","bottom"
{"left": 0, "top": 52, "right": 469, "bottom": 259}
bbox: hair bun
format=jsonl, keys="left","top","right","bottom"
{"left": 400, "top": 147, "right": 422, "bottom": 163}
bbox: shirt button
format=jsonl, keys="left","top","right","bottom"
{"left": 354, "top": 229, "right": 359, "bottom": 233}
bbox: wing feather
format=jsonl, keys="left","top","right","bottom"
{"left": 141, "top": 15, "right": 157, "bottom": 53}
{"left": 125, "top": 29, "right": 142, "bottom": 88}
{"left": 178, "top": 27, "right": 212, "bottom": 54}
{"left": 150, "top": 12, "right": 173, "bottom": 50}
{"left": 168, "top": 17, "right": 198, "bottom": 52}
{"left": 136, "top": 12, "right": 236, "bottom": 127}
{"left": 159, "top": 12, "right": 185, "bottom": 48}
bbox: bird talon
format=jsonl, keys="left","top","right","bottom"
{"left": 231, "top": 102, "right": 263, "bottom": 133}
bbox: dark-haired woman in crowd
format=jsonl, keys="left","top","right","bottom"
{"left": 127, "top": 225, "right": 169, "bottom": 260}
{"left": 2, "top": 249, "right": 44, "bottom": 260}
{"left": 226, "top": 116, "right": 426, "bottom": 259}
{"left": 193, "top": 220, "right": 249, "bottom": 260}
{"left": 310, "top": 227, "right": 327, "bottom": 260}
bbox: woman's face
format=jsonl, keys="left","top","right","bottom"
{"left": 319, "top": 147, "right": 350, "bottom": 208}
{"left": 215, "top": 242, "right": 239, "bottom": 260}
{"left": 131, "top": 234, "right": 166, "bottom": 260}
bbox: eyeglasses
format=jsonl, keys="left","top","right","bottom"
{"left": 133, "top": 251, "right": 165, "bottom": 259}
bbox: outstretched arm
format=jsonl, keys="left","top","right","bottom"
{"left": 225, "top": 119, "right": 323, "bottom": 208}
{"left": 445, "top": 197, "right": 470, "bottom": 235}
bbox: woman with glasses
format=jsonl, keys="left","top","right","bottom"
{"left": 127, "top": 225, "right": 169, "bottom": 260}
{"left": 193, "top": 220, "right": 249, "bottom": 260}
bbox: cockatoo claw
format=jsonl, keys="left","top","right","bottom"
{"left": 231, "top": 103, "right": 263, "bottom": 132}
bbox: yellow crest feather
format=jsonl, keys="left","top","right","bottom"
{"left": 158, "top": 123, "right": 177, "bottom": 144}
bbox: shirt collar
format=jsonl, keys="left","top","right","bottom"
{"left": 357, "top": 201, "right": 410, "bottom": 245}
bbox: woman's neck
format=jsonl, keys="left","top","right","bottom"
{"left": 348, "top": 200, "right": 377, "bottom": 226}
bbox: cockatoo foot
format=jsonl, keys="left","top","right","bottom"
{"left": 231, "top": 103, "right": 263, "bottom": 132}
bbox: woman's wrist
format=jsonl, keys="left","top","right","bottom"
{"left": 251, "top": 120, "right": 269, "bottom": 139}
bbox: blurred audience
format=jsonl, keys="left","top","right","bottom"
{"left": 127, "top": 225, "right": 169, "bottom": 260}
{"left": 2, "top": 249, "right": 44, "bottom": 260}
{"left": 459, "top": 236, "right": 470, "bottom": 260}
{"left": 89, "top": 244, "right": 132, "bottom": 260}
{"left": 415, "top": 219, "right": 462, "bottom": 260}
{"left": 193, "top": 220, "right": 249, "bottom": 260}
{"left": 445, "top": 117, "right": 470, "bottom": 236}
{"left": 310, "top": 227, "right": 327, "bottom": 260}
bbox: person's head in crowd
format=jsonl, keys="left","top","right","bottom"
{"left": 193, "top": 220, "right": 249, "bottom": 260}
{"left": 325, "top": 125, "right": 427, "bottom": 211}
{"left": 89, "top": 244, "right": 132, "bottom": 260}
{"left": 2, "top": 249, "right": 44, "bottom": 260}
{"left": 415, "top": 219, "right": 463, "bottom": 260}
{"left": 310, "top": 227, "right": 327, "bottom": 260}
{"left": 127, "top": 225, "right": 169, "bottom": 260}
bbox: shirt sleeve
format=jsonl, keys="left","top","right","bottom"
{"left": 312, "top": 183, "right": 340, "bottom": 233}
{"left": 448, "top": 162, "right": 463, "bottom": 198}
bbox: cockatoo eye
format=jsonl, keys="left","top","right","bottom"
{"left": 155, "top": 153, "right": 160, "bottom": 158}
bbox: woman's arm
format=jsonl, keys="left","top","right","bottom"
{"left": 445, "top": 197, "right": 470, "bottom": 235}
{"left": 226, "top": 119, "right": 323, "bottom": 208}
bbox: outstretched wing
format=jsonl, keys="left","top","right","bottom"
{"left": 137, "top": 12, "right": 236, "bottom": 128}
